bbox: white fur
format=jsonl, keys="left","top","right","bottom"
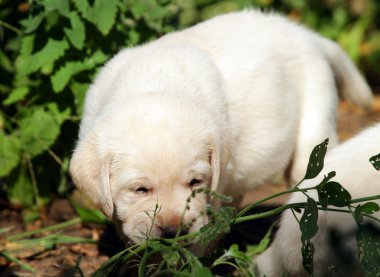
{"left": 256, "top": 123, "right": 380, "bottom": 276}
{"left": 70, "top": 10, "right": 372, "bottom": 243}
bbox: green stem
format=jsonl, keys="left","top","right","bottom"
{"left": 47, "top": 149, "right": 64, "bottom": 167}
{"left": 26, "top": 157, "right": 42, "bottom": 208}
{"left": 150, "top": 269, "right": 189, "bottom": 277}
{"left": 235, "top": 197, "right": 380, "bottom": 224}
{"left": 237, "top": 185, "right": 314, "bottom": 217}
{"left": 138, "top": 242, "right": 156, "bottom": 277}
{"left": 350, "top": 195, "right": 380, "bottom": 204}
{"left": 0, "top": 21, "right": 23, "bottom": 35}
{"left": 1, "top": 251, "right": 36, "bottom": 272}
{"left": 7, "top": 217, "right": 81, "bottom": 241}
{"left": 93, "top": 244, "right": 147, "bottom": 276}
{"left": 236, "top": 203, "right": 302, "bottom": 224}
{"left": 290, "top": 208, "right": 301, "bottom": 225}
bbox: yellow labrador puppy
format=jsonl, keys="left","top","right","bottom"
{"left": 255, "top": 123, "right": 380, "bottom": 277}
{"left": 70, "top": 10, "right": 372, "bottom": 243}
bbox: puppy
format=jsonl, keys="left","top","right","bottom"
{"left": 70, "top": 10, "right": 372, "bottom": 243}
{"left": 255, "top": 123, "right": 380, "bottom": 276}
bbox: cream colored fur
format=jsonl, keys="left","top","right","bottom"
{"left": 70, "top": 10, "right": 372, "bottom": 243}
{"left": 256, "top": 123, "right": 380, "bottom": 276}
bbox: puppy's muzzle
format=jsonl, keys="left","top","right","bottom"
{"left": 160, "top": 226, "right": 189, "bottom": 239}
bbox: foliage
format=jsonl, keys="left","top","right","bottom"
{"left": 88, "top": 141, "right": 380, "bottom": 276}
{"left": 0, "top": 0, "right": 185, "bottom": 220}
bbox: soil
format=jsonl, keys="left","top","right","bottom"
{"left": 1, "top": 96, "right": 380, "bottom": 277}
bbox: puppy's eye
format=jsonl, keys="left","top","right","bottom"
{"left": 189, "top": 179, "right": 202, "bottom": 188}
{"left": 135, "top": 187, "right": 148, "bottom": 194}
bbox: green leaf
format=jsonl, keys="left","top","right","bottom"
{"left": 0, "top": 133, "right": 21, "bottom": 177}
{"left": 162, "top": 250, "right": 181, "bottom": 268}
{"left": 354, "top": 205, "right": 364, "bottom": 224}
{"left": 74, "top": 205, "right": 107, "bottom": 224}
{"left": 8, "top": 165, "right": 34, "bottom": 207}
{"left": 43, "top": 0, "right": 70, "bottom": 17}
{"left": 357, "top": 225, "right": 380, "bottom": 276}
{"left": 16, "top": 38, "right": 69, "bottom": 76}
{"left": 19, "top": 35, "right": 35, "bottom": 55}
{"left": 46, "top": 102, "right": 71, "bottom": 125}
{"left": 316, "top": 171, "right": 337, "bottom": 210}
{"left": 22, "top": 206, "right": 40, "bottom": 223}
{"left": 51, "top": 50, "right": 107, "bottom": 93}
{"left": 369, "top": 153, "right": 380, "bottom": 171}
{"left": 304, "top": 139, "right": 329, "bottom": 180}
{"left": 20, "top": 13, "right": 45, "bottom": 34}
{"left": 0, "top": 49, "right": 14, "bottom": 72}
{"left": 74, "top": 0, "right": 119, "bottom": 36}
{"left": 3, "top": 87, "right": 30, "bottom": 105}
{"left": 199, "top": 206, "right": 234, "bottom": 246}
{"left": 190, "top": 265, "right": 213, "bottom": 277}
{"left": 361, "top": 202, "right": 380, "bottom": 215}
{"left": 247, "top": 225, "right": 273, "bottom": 256}
{"left": 64, "top": 11, "right": 86, "bottom": 50}
{"left": 301, "top": 240, "right": 314, "bottom": 274}
{"left": 19, "top": 108, "right": 61, "bottom": 157}
{"left": 300, "top": 197, "right": 318, "bottom": 241}
{"left": 70, "top": 82, "right": 89, "bottom": 116}
{"left": 317, "top": 181, "right": 351, "bottom": 208}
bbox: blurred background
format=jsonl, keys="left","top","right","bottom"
{"left": 0, "top": 0, "right": 379, "bottom": 226}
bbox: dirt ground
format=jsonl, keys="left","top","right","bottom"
{"left": 1, "top": 96, "right": 380, "bottom": 276}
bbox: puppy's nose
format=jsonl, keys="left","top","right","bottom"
{"left": 161, "top": 227, "right": 189, "bottom": 239}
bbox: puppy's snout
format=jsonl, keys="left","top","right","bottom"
{"left": 161, "top": 226, "right": 189, "bottom": 239}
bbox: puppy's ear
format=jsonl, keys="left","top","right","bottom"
{"left": 210, "top": 134, "right": 230, "bottom": 192}
{"left": 69, "top": 135, "right": 113, "bottom": 218}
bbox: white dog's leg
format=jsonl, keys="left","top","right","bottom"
{"left": 290, "top": 58, "right": 339, "bottom": 184}
{"left": 290, "top": 38, "right": 372, "bottom": 184}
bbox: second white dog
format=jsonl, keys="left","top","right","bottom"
{"left": 256, "top": 123, "right": 380, "bottom": 276}
{"left": 70, "top": 10, "right": 372, "bottom": 243}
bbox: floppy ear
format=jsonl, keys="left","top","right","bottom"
{"left": 69, "top": 135, "right": 113, "bottom": 219}
{"left": 210, "top": 134, "right": 230, "bottom": 192}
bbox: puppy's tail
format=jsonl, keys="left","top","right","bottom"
{"left": 319, "top": 37, "right": 373, "bottom": 109}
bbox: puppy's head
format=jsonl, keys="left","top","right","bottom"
{"left": 70, "top": 95, "right": 229, "bottom": 243}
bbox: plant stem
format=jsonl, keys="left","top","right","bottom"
{"left": 47, "top": 149, "right": 64, "bottom": 167}
{"left": 350, "top": 195, "right": 380, "bottom": 204}
{"left": 237, "top": 186, "right": 312, "bottom": 217}
{"left": 1, "top": 251, "right": 35, "bottom": 272}
{"left": 150, "top": 269, "right": 189, "bottom": 277}
{"left": 235, "top": 197, "right": 380, "bottom": 224}
{"left": 7, "top": 217, "right": 81, "bottom": 241}
{"left": 0, "top": 20, "right": 23, "bottom": 35}
{"left": 26, "top": 156, "right": 40, "bottom": 208}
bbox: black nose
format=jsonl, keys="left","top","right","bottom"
{"left": 161, "top": 227, "right": 189, "bottom": 239}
